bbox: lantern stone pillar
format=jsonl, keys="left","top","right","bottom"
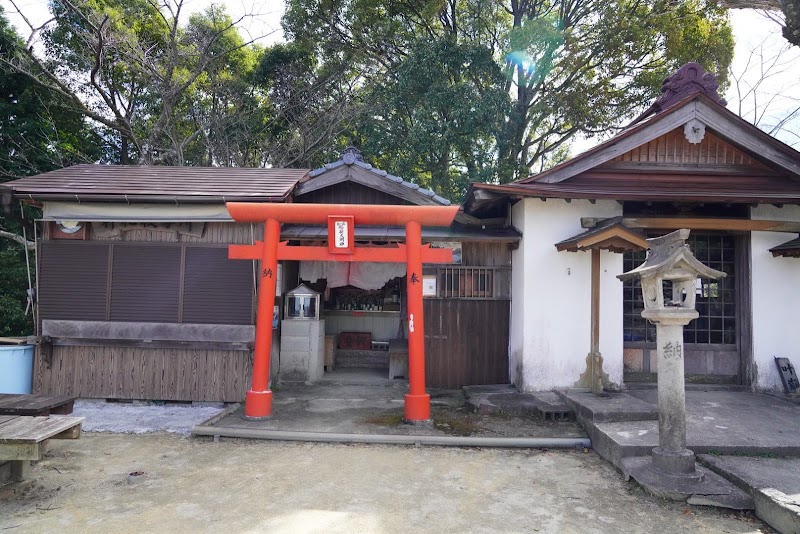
{"left": 618, "top": 229, "right": 725, "bottom": 481}
{"left": 642, "top": 308, "right": 699, "bottom": 475}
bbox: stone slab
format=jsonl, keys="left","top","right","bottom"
{"left": 621, "top": 455, "right": 754, "bottom": 509}
{"left": 699, "top": 455, "right": 800, "bottom": 534}
{"left": 462, "top": 384, "right": 516, "bottom": 398}
{"left": 557, "top": 390, "right": 659, "bottom": 423}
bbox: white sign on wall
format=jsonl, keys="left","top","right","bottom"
{"left": 423, "top": 274, "right": 437, "bottom": 297}
{"left": 335, "top": 220, "right": 349, "bottom": 248}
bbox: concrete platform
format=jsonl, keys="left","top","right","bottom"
{"left": 194, "top": 381, "right": 588, "bottom": 446}
{"left": 590, "top": 391, "right": 800, "bottom": 468}
{"left": 565, "top": 386, "right": 800, "bottom": 524}
{"left": 699, "top": 455, "right": 800, "bottom": 534}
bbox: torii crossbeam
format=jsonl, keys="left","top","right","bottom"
{"left": 227, "top": 203, "right": 459, "bottom": 421}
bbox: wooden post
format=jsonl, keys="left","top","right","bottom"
{"left": 590, "top": 248, "right": 602, "bottom": 394}
{"left": 404, "top": 220, "right": 430, "bottom": 421}
{"left": 245, "top": 218, "right": 280, "bottom": 418}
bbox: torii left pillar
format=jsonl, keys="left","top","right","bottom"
{"left": 226, "top": 203, "right": 458, "bottom": 421}
{"left": 245, "top": 218, "right": 281, "bottom": 418}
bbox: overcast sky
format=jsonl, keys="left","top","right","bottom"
{"left": 1, "top": 0, "right": 798, "bottom": 149}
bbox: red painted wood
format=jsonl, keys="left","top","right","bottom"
{"left": 227, "top": 204, "right": 458, "bottom": 421}
{"left": 226, "top": 202, "right": 458, "bottom": 226}
{"left": 404, "top": 220, "right": 430, "bottom": 421}
{"left": 245, "top": 218, "right": 280, "bottom": 418}
{"left": 230, "top": 241, "right": 453, "bottom": 264}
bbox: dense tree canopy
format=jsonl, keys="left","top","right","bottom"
{"left": 3, "top": 0, "right": 735, "bottom": 194}
{"left": 285, "top": 0, "right": 734, "bottom": 187}
{"left": 1, "top": 6, "right": 101, "bottom": 335}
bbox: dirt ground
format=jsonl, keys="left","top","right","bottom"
{"left": 0, "top": 433, "right": 772, "bottom": 534}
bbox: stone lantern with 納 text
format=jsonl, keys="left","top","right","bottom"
{"left": 618, "top": 229, "right": 725, "bottom": 480}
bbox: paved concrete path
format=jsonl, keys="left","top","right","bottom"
{"left": 700, "top": 455, "right": 800, "bottom": 534}
{"left": 0, "top": 434, "right": 770, "bottom": 533}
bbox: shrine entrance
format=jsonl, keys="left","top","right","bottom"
{"left": 226, "top": 203, "right": 459, "bottom": 421}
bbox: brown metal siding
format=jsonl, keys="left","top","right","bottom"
{"left": 424, "top": 299, "right": 510, "bottom": 388}
{"left": 110, "top": 245, "right": 181, "bottom": 322}
{"left": 39, "top": 242, "right": 110, "bottom": 321}
{"left": 183, "top": 247, "right": 254, "bottom": 324}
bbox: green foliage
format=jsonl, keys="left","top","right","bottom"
{"left": 358, "top": 38, "right": 511, "bottom": 200}
{"left": 1, "top": 6, "right": 100, "bottom": 178}
{"left": 0, "top": 217, "right": 34, "bottom": 337}
{"left": 284, "top": 0, "right": 736, "bottom": 195}
{"left": 1, "top": 7, "right": 100, "bottom": 336}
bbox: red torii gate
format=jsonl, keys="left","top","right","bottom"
{"left": 227, "top": 203, "right": 459, "bottom": 421}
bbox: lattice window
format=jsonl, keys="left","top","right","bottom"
{"left": 623, "top": 233, "right": 737, "bottom": 345}
{"left": 440, "top": 267, "right": 495, "bottom": 298}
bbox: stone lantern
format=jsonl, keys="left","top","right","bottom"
{"left": 618, "top": 229, "right": 725, "bottom": 481}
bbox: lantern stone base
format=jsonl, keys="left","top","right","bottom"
{"left": 652, "top": 446, "right": 698, "bottom": 476}
{"left": 621, "top": 455, "right": 754, "bottom": 509}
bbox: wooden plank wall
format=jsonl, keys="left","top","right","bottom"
{"left": 296, "top": 182, "right": 414, "bottom": 206}
{"left": 424, "top": 299, "right": 510, "bottom": 389}
{"left": 32, "top": 345, "right": 252, "bottom": 402}
{"left": 607, "top": 129, "right": 769, "bottom": 167}
{"left": 459, "top": 241, "right": 512, "bottom": 267}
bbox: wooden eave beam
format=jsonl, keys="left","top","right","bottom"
{"left": 622, "top": 217, "right": 800, "bottom": 233}
{"left": 556, "top": 226, "right": 648, "bottom": 252}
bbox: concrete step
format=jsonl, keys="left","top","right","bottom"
{"left": 463, "top": 386, "right": 575, "bottom": 421}
{"left": 335, "top": 350, "right": 389, "bottom": 369}
{"left": 625, "top": 382, "right": 750, "bottom": 392}
{"left": 556, "top": 390, "right": 658, "bottom": 424}
{"left": 698, "top": 455, "right": 800, "bottom": 533}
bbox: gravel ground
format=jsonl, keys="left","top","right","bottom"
{"left": 72, "top": 400, "right": 227, "bottom": 435}
{"left": 0, "top": 434, "right": 773, "bottom": 534}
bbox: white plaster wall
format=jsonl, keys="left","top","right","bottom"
{"left": 510, "top": 199, "right": 624, "bottom": 391}
{"left": 750, "top": 205, "right": 800, "bottom": 391}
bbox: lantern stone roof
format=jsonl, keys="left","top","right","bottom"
{"left": 617, "top": 229, "right": 727, "bottom": 281}
{"left": 555, "top": 217, "right": 648, "bottom": 253}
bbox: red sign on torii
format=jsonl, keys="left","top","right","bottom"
{"left": 226, "top": 203, "right": 459, "bottom": 421}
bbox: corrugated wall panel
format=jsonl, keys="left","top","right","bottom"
{"left": 39, "top": 242, "right": 110, "bottom": 320}
{"left": 110, "top": 245, "right": 181, "bottom": 322}
{"left": 183, "top": 247, "right": 254, "bottom": 324}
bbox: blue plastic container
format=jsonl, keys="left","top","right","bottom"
{"left": 0, "top": 345, "right": 34, "bottom": 394}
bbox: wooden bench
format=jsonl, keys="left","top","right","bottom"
{"left": 0, "top": 415, "right": 84, "bottom": 482}
{"left": 0, "top": 394, "right": 76, "bottom": 416}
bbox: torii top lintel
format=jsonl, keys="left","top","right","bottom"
{"left": 226, "top": 202, "right": 459, "bottom": 227}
